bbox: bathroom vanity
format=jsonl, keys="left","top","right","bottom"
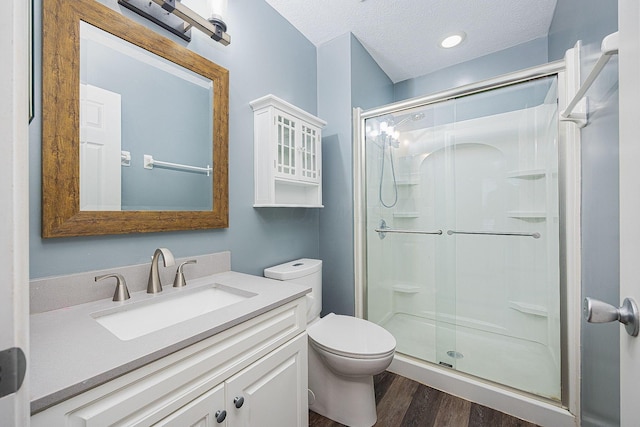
{"left": 30, "top": 264, "right": 310, "bottom": 426}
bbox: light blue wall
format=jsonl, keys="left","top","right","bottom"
{"left": 548, "top": 0, "right": 618, "bottom": 61}
{"left": 549, "top": 1, "right": 620, "bottom": 426}
{"left": 81, "top": 38, "right": 213, "bottom": 211}
{"left": 393, "top": 37, "right": 549, "bottom": 101}
{"left": 317, "top": 35, "right": 353, "bottom": 316}
{"left": 318, "top": 34, "right": 393, "bottom": 316}
{"left": 29, "top": 0, "right": 320, "bottom": 279}
{"left": 350, "top": 35, "right": 394, "bottom": 111}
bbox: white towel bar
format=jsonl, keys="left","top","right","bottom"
{"left": 143, "top": 154, "right": 212, "bottom": 176}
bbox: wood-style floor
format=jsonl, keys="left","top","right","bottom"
{"left": 309, "top": 371, "right": 540, "bottom": 427}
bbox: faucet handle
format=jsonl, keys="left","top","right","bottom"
{"left": 173, "top": 260, "right": 197, "bottom": 287}
{"left": 95, "top": 273, "right": 130, "bottom": 302}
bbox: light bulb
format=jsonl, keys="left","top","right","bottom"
{"left": 379, "top": 121, "right": 388, "bottom": 133}
{"left": 208, "top": 0, "right": 227, "bottom": 21}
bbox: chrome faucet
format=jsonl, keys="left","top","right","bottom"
{"left": 147, "top": 248, "right": 175, "bottom": 294}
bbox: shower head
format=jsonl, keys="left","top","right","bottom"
{"left": 394, "top": 112, "right": 426, "bottom": 128}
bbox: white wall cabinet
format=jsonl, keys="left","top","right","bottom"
{"left": 31, "top": 298, "right": 308, "bottom": 427}
{"left": 250, "top": 95, "right": 326, "bottom": 207}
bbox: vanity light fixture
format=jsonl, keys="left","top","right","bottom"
{"left": 440, "top": 31, "right": 466, "bottom": 49}
{"left": 118, "top": 0, "right": 230, "bottom": 45}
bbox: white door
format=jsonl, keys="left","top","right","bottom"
{"left": 618, "top": 1, "right": 640, "bottom": 425}
{"left": 0, "top": 0, "right": 30, "bottom": 425}
{"left": 79, "top": 84, "right": 122, "bottom": 211}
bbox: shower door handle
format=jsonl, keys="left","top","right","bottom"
{"left": 583, "top": 297, "right": 639, "bottom": 337}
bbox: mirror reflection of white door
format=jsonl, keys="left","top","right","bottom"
{"left": 79, "top": 84, "right": 122, "bottom": 210}
{"left": 619, "top": 1, "right": 640, "bottom": 425}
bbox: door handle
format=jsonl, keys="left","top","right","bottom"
{"left": 583, "top": 297, "right": 639, "bottom": 337}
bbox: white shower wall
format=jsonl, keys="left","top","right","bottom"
{"left": 365, "top": 79, "right": 561, "bottom": 400}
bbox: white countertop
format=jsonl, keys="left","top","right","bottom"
{"left": 30, "top": 271, "right": 310, "bottom": 414}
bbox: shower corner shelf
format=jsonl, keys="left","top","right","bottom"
{"left": 392, "top": 284, "right": 421, "bottom": 294}
{"left": 507, "top": 211, "right": 547, "bottom": 220}
{"left": 509, "top": 301, "right": 548, "bottom": 317}
{"left": 506, "top": 169, "right": 547, "bottom": 180}
{"left": 396, "top": 177, "right": 420, "bottom": 186}
{"left": 393, "top": 212, "right": 420, "bottom": 218}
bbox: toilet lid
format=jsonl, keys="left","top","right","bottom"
{"left": 307, "top": 313, "right": 396, "bottom": 358}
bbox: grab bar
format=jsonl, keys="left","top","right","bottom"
{"left": 375, "top": 228, "right": 444, "bottom": 235}
{"left": 143, "top": 154, "right": 212, "bottom": 176}
{"left": 447, "top": 230, "right": 540, "bottom": 239}
{"left": 375, "top": 220, "right": 442, "bottom": 240}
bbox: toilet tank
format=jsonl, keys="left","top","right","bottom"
{"left": 264, "top": 259, "right": 322, "bottom": 323}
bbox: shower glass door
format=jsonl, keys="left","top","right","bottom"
{"left": 364, "top": 75, "right": 561, "bottom": 401}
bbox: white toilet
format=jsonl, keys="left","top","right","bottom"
{"left": 264, "top": 259, "right": 396, "bottom": 427}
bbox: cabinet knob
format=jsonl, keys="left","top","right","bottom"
{"left": 215, "top": 410, "right": 227, "bottom": 423}
{"left": 233, "top": 396, "right": 245, "bottom": 408}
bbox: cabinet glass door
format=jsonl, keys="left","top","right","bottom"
{"left": 275, "top": 113, "right": 296, "bottom": 179}
{"left": 300, "top": 124, "right": 319, "bottom": 182}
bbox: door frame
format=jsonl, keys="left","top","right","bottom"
{"left": 617, "top": 0, "right": 640, "bottom": 425}
{"left": 0, "top": 0, "right": 31, "bottom": 425}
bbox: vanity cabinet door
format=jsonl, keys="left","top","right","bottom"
{"left": 225, "top": 333, "right": 308, "bottom": 427}
{"left": 153, "top": 383, "right": 226, "bottom": 427}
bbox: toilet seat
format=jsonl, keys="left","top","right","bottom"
{"left": 307, "top": 313, "right": 396, "bottom": 359}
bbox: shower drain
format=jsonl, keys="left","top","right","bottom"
{"left": 446, "top": 350, "right": 464, "bottom": 359}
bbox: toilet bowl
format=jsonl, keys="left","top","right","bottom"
{"left": 264, "top": 259, "right": 396, "bottom": 427}
{"left": 307, "top": 313, "right": 396, "bottom": 426}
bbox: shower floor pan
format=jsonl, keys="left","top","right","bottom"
{"left": 382, "top": 312, "right": 560, "bottom": 401}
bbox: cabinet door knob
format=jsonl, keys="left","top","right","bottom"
{"left": 233, "top": 396, "right": 245, "bottom": 408}
{"left": 215, "top": 410, "right": 227, "bottom": 423}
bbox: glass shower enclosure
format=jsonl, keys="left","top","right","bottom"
{"left": 362, "top": 76, "right": 561, "bottom": 401}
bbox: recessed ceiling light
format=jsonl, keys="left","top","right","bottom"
{"left": 440, "top": 32, "right": 466, "bottom": 49}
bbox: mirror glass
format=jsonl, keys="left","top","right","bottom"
{"left": 42, "top": 0, "right": 228, "bottom": 238}
{"left": 79, "top": 22, "right": 213, "bottom": 211}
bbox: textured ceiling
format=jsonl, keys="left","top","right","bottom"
{"left": 264, "top": 0, "right": 558, "bottom": 83}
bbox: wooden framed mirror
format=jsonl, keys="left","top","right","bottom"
{"left": 42, "top": 0, "right": 228, "bottom": 238}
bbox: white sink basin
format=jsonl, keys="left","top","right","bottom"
{"left": 92, "top": 284, "right": 256, "bottom": 340}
